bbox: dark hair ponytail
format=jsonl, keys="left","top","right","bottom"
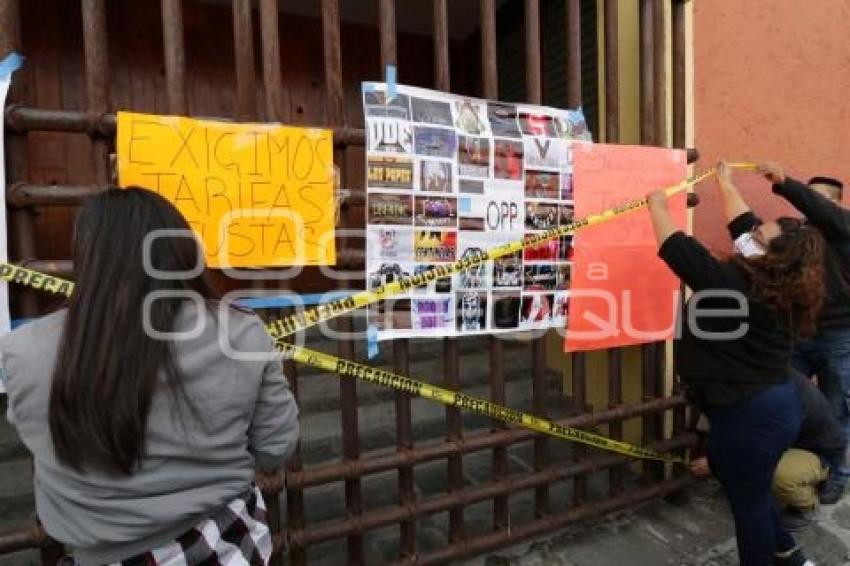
{"left": 49, "top": 188, "right": 217, "bottom": 474}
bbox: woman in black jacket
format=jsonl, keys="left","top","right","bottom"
{"left": 647, "top": 162, "right": 825, "bottom": 566}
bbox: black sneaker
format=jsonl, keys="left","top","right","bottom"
{"left": 774, "top": 546, "right": 815, "bottom": 566}
{"left": 779, "top": 507, "right": 815, "bottom": 533}
{"left": 818, "top": 480, "right": 846, "bottom": 505}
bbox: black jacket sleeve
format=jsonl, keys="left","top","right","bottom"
{"left": 658, "top": 231, "right": 736, "bottom": 292}
{"left": 773, "top": 177, "right": 850, "bottom": 241}
{"left": 727, "top": 211, "right": 763, "bottom": 241}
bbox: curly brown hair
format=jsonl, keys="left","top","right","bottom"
{"left": 731, "top": 217, "right": 826, "bottom": 338}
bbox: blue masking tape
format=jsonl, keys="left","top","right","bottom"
{"left": 385, "top": 65, "right": 397, "bottom": 101}
{"left": 0, "top": 52, "right": 24, "bottom": 78}
{"left": 235, "top": 290, "right": 357, "bottom": 309}
{"left": 367, "top": 324, "right": 379, "bottom": 359}
{"left": 362, "top": 82, "right": 377, "bottom": 93}
{"left": 11, "top": 318, "right": 32, "bottom": 329}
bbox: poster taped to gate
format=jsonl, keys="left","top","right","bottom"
{"left": 363, "top": 82, "right": 592, "bottom": 340}
{"left": 116, "top": 111, "right": 336, "bottom": 268}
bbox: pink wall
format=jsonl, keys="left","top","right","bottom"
{"left": 693, "top": 0, "right": 850, "bottom": 252}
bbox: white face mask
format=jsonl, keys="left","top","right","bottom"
{"left": 733, "top": 232, "right": 765, "bottom": 258}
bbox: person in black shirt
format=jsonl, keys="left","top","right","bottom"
{"left": 758, "top": 163, "right": 850, "bottom": 505}
{"left": 647, "top": 161, "right": 827, "bottom": 566}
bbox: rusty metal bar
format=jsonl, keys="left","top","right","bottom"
{"left": 638, "top": 0, "right": 663, "bottom": 485}
{"left": 321, "top": 0, "right": 345, "bottom": 127}
{"left": 0, "top": 0, "right": 38, "bottom": 316}
{"left": 672, "top": 0, "right": 690, "bottom": 476}
{"left": 642, "top": 344, "right": 663, "bottom": 482}
{"left": 320, "top": 1, "right": 363, "bottom": 562}
{"left": 480, "top": 0, "right": 497, "bottom": 99}
{"left": 431, "top": 0, "right": 463, "bottom": 541}
{"left": 0, "top": 523, "right": 48, "bottom": 555}
{"left": 604, "top": 0, "right": 619, "bottom": 143}
{"left": 525, "top": 0, "right": 550, "bottom": 518}
{"left": 4, "top": 105, "right": 367, "bottom": 146}
{"left": 288, "top": 394, "right": 689, "bottom": 488}
{"left": 565, "top": 0, "right": 587, "bottom": 509}
{"left": 607, "top": 348, "right": 623, "bottom": 495}
{"left": 603, "top": 0, "right": 624, "bottom": 496}
{"left": 284, "top": 346, "right": 306, "bottom": 566}
{"left": 532, "top": 335, "right": 550, "bottom": 514}
{"left": 4, "top": 106, "right": 115, "bottom": 135}
{"left": 402, "top": 475, "right": 693, "bottom": 566}
{"left": 81, "top": 0, "right": 109, "bottom": 112}
{"left": 288, "top": 435, "right": 694, "bottom": 549}
{"left": 246, "top": 0, "right": 307, "bottom": 554}
{"left": 379, "top": 0, "right": 397, "bottom": 69}
{"left": 525, "top": 0, "right": 541, "bottom": 103}
{"left": 566, "top": 0, "right": 582, "bottom": 109}
{"left": 377, "top": 0, "right": 415, "bottom": 556}
{"left": 479, "top": 0, "right": 508, "bottom": 534}
{"left": 432, "top": 0, "right": 449, "bottom": 91}
{"left": 444, "top": 337, "right": 464, "bottom": 541}
{"left": 672, "top": 0, "right": 686, "bottom": 149}
{"left": 639, "top": 0, "right": 654, "bottom": 145}
{"left": 653, "top": 0, "right": 667, "bottom": 146}
{"left": 232, "top": 0, "right": 257, "bottom": 120}
{"left": 81, "top": 0, "right": 111, "bottom": 186}
{"left": 393, "top": 339, "right": 416, "bottom": 557}
{"left": 571, "top": 352, "right": 588, "bottom": 505}
{"left": 335, "top": 226, "right": 364, "bottom": 565}
{"left": 259, "top": 0, "right": 286, "bottom": 122}
{"left": 232, "top": 1, "right": 285, "bottom": 551}
{"left": 489, "top": 337, "right": 509, "bottom": 530}
{"left": 161, "top": 0, "right": 188, "bottom": 115}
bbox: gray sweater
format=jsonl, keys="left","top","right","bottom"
{"left": 0, "top": 304, "right": 299, "bottom": 565}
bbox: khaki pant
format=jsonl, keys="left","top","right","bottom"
{"left": 773, "top": 448, "right": 829, "bottom": 510}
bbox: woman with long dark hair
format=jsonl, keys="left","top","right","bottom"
{"left": 648, "top": 163, "right": 825, "bottom": 566}
{"left": 0, "top": 188, "right": 299, "bottom": 565}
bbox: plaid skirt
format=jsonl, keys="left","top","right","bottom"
{"left": 62, "top": 486, "right": 272, "bottom": 565}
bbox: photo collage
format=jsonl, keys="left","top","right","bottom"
{"left": 364, "top": 83, "right": 592, "bottom": 339}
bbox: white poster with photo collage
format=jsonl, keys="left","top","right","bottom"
{"left": 363, "top": 82, "right": 592, "bottom": 340}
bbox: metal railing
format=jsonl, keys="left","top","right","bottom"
{"left": 0, "top": 0, "right": 695, "bottom": 563}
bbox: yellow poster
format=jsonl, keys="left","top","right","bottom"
{"left": 116, "top": 111, "right": 335, "bottom": 268}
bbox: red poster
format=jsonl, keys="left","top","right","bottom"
{"left": 565, "top": 144, "right": 687, "bottom": 352}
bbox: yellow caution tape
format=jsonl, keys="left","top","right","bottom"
{"left": 0, "top": 163, "right": 758, "bottom": 463}
{"left": 0, "top": 259, "right": 685, "bottom": 462}
{"left": 265, "top": 163, "right": 756, "bottom": 339}
{"left": 0, "top": 263, "right": 74, "bottom": 296}
{"left": 278, "top": 342, "right": 684, "bottom": 462}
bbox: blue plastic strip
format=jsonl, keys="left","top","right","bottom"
{"left": 11, "top": 318, "right": 34, "bottom": 329}
{"left": 0, "top": 52, "right": 24, "bottom": 78}
{"left": 385, "top": 64, "right": 397, "bottom": 101}
{"left": 367, "top": 324, "right": 379, "bottom": 359}
{"left": 235, "top": 290, "right": 356, "bottom": 309}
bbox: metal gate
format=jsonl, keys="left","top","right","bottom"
{"left": 0, "top": 0, "right": 696, "bottom": 564}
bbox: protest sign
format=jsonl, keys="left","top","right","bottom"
{"left": 117, "top": 112, "right": 336, "bottom": 268}
{"left": 565, "top": 144, "right": 687, "bottom": 352}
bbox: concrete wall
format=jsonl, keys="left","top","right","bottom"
{"left": 693, "top": 1, "right": 850, "bottom": 252}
